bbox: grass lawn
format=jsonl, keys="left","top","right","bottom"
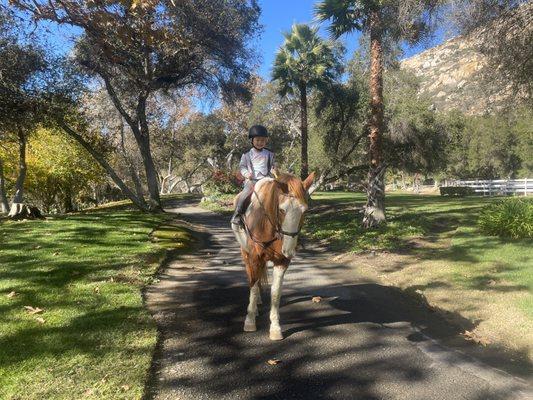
{"left": 199, "top": 193, "right": 235, "bottom": 215}
{"left": 0, "top": 199, "right": 194, "bottom": 399}
{"left": 305, "top": 191, "right": 533, "bottom": 360}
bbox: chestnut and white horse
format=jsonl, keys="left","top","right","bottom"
{"left": 232, "top": 171, "right": 315, "bottom": 340}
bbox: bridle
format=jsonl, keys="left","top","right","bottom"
{"left": 241, "top": 189, "right": 305, "bottom": 258}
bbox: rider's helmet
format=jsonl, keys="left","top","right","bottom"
{"left": 248, "top": 125, "right": 269, "bottom": 139}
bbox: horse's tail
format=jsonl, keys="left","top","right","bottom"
{"left": 250, "top": 260, "right": 268, "bottom": 288}
{"left": 245, "top": 248, "right": 268, "bottom": 287}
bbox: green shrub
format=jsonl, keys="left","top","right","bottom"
{"left": 478, "top": 197, "right": 533, "bottom": 239}
{"left": 439, "top": 186, "right": 475, "bottom": 197}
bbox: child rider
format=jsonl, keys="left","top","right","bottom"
{"left": 230, "top": 124, "right": 276, "bottom": 227}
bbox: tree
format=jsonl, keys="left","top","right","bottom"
{"left": 311, "top": 55, "right": 369, "bottom": 188}
{"left": 0, "top": 10, "right": 47, "bottom": 217}
{"left": 383, "top": 68, "right": 448, "bottom": 179}
{"left": 272, "top": 23, "right": 342, "bottom": 180}
{"left": 12, "top": 0, "right": 261, "bottom": 211}
{"left": 440, "top": 109, "right": 531, "bottom": 180}
{"left": 316, "top": 0, "right": 441, "bottom": 227}
{"left": 25, "top": 128, "right": 105, "bottom": 213}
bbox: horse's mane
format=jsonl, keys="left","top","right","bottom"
{"left": 276, "top": 172, "right": 308, "bottom": 207}
{"left": 247, "top": 173, "right": 308, "bottom": 238}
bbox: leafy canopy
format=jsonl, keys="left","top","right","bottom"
{"left": 315, "top": 0, "right": 441, "bottom": 44}
{"left": 272, "top": 23, "right": 342, "bottom": 96}
{"left": 12, "top": 0, "right": 261, "bottom": 96}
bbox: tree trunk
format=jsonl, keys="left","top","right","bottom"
{"left": 12, "top": 127, "right": 27, "bottom": 204}
{"left": 0, "top": 157, "right": 9, "bottom": 213}
{"left": 119, "top": 122, "right": 148, "bottom": 209}
{"left": 299, "top": 82, "right": 309, "bottom": 181}
{"left": 58, "top": 120, "right": 148, "bottom": 211}
{"left": 63, "top": 188, "right": 74, "bottom": 213}
{"left": 363, "top": 11, "right": 386, "bottom": 228}
{"left": 135, "top": 96, "right": 162, "bottom": 211}
{"left": 100, "top": 76, "right": 159, "bottom": 211}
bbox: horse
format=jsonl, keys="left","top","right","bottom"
{"left": 232, "top": 171, "right": 315, "bottom": 340}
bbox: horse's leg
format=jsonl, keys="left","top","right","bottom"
{"left": 244, "top": 282, "right": 260, "bottom": 332}
{"left": 269, "top": 266, "right": 286, "bottom": 341}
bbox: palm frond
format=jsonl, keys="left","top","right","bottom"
{"left": 314, "top": 0, "right": 366, "bottom": 38}
{"left": 271, "top": 23, "right": 343, "bottom": 95}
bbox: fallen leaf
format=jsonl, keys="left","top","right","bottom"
{"left": 53, "top": 252, "right": 60, "bottom": 256}
{"left": 461, "top": 330, "right": 491, "bottom": 346}
{"left": 24, "top": 306, "right": 44, "bottom": 314}
{"left": 35, "top": 317, "right": 46, "bottom": 324}
{"left": 121, "top": 385, "right": 130, "bottom": 391}
{"left": 83, "top": 388, "right": 94, "bottom": 396}
{"left": 33, "top": 245, "right": 42, "bottom": 250}
{"left": 94, "top": 286, "right": 100, "bottom": 294}
{"left": 266, "top": 358, "right": 281, "bottom": 365}
{"left": 312, "top": 296, "right": 322, "bottom": 303}
{"left": 7, "top": 291, "right": 17, "bottom": 298}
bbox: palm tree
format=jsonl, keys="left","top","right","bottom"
{"left": 316, "top": 0, "right": 441, "bottom": 227}
{"left": 272, "top": 23, "right": 341, "bottom": 180}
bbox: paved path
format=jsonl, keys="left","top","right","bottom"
{"left": 144, "top": 202, "right": 532, "bottom": 400}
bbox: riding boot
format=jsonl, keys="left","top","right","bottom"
{"left": 231, "top": 210, "right": 244, "bottom": 228}
{"left": 232, "top": 180, "right": 254, "bottom": 228}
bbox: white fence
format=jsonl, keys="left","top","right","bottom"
{"left": 450, "top": 179, "right": 533, "bottom": 196}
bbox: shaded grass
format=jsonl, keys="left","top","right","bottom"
{"left": 306, "top": 192, "right": 533, "bottom": 356}
{"left": 304, "top": 192, "right": 495, "bottom": 252}
{"left": 0, "top": 202, "right": 194, "bottom": 399}
{"left": 306, "top": 192, "right": 532, "bottom": 290}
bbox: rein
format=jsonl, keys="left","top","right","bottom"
{"left": 252, "top": 189, "right": 303, "bottom": 239}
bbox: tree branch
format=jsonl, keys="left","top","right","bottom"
{"left": 57, "top": 119, "right": 146, "bottom": 210}
{"left": 101, "top": 73, "right": 136, "bottom": 128}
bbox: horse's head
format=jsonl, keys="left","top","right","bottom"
{"left": 274, "top": 170, "right": 315, "bottom": 259}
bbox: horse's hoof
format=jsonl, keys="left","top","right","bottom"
{"left": 269, "top": 330, "right": 283, "bottom": 341}
{"left": 244, "top": 322, "right": 257, "bottom": 332}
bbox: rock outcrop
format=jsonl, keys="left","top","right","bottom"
{"left": 401, "top": 3, "right": 531, "bottom": 115}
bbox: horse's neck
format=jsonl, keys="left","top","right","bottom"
{"left": 247, "top": 188, "right": 279, "bottom": 237}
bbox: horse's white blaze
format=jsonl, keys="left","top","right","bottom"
{"left": 244, "top": 282, "right": 260, "bottom": 332}
{"left": 269, "top": 266, "right": 286, "bottom": 340}
{"left": 279, "top": 197, "right": 306, "bottom": 259}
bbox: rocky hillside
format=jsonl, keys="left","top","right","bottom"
{"left": 400, "top": 35, "right": 506, "bottom": 115}
{"left": 401, "top": 2, "right": 531, "bottom": 115}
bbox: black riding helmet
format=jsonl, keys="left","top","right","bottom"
{"left": 248, "top": 125, "right": 268, "bottom": 139}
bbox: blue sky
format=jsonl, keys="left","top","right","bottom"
{"left": 257, "top": 0, "right": 445, "bottom": 79}
{"left": 25, "top": 0, "right": 445, "bottom": 80}
{"left": 257, "top": 0, "right": 360, "bottom": 79}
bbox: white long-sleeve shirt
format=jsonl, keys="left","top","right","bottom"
{"left": 239, "top": 148, "right": 275, "bottom": 180}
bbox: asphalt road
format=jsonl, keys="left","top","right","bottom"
{"left": 144, "top": 201, "right": 533, "bottom": 400}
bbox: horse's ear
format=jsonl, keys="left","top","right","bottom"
{"left": 302, "top": 172, "right": 315, "bottom": 191}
